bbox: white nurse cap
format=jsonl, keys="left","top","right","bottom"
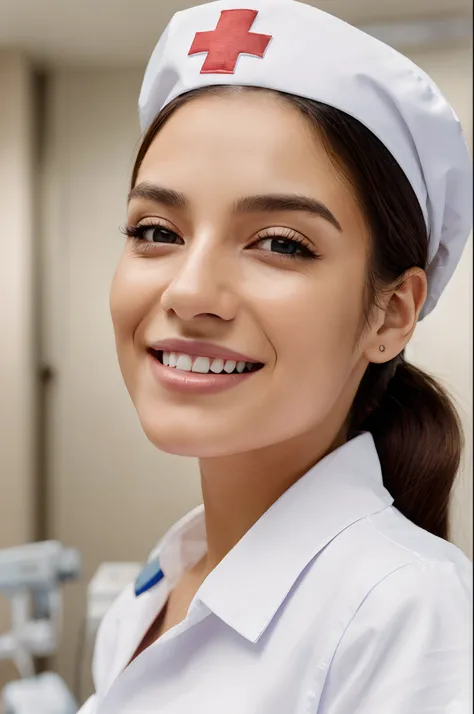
{"left": 138, "top": 0, "right": 472, "bottom": 319}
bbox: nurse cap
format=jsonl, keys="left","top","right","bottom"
{"left": 138, "top": 0, "right": 472, "bottom": 319}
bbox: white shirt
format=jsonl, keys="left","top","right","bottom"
{"left": 78, "top": 434, "right": 472, "bottom": 713}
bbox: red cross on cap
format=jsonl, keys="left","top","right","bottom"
{"left": 188, "top": 9, "right": 272, "bottom": 74}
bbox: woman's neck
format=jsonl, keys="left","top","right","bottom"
{"left": 197, "top": 423, "right": 346, "bottom": 578}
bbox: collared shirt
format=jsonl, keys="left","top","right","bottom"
{"left": 78, "top": 434, "right": 472, "bottom": 714}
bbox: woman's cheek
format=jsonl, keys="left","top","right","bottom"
{"left": 111, "top": 258, "right": 154, "bottom": 338}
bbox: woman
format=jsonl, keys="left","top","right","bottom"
{"left": 78, "top": 1, "right": 472, "bottom": 712}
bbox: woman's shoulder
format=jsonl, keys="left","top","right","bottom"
{"left": 298, "top": 505, "right": 471, "bottom": 638}
{"left": 317, "top": 518, "right": 472, "bottom": 712}
{"left": 346, "top": 508, "right": 471, "bottom": 619}
{"left": 331, "top": 505, "right": 472, "bottom": 603}
{"left": 362, "top": 507, "right": 472, "bottom": 624}
{"left": 314, "top": 504, "right": 471, "bottom": 589}
{"left": 364, "top": 506, "right": 471, "bottom": 576}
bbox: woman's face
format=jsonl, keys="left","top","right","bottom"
{"left": 111, "top": 91, "right": 375, "bottom": 457}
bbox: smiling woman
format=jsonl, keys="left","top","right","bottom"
{"left": 78, "top": 2, "right": 472, "bottom": 713}
{"left": 115, "top": 89, "right": 376, "bottom": 461}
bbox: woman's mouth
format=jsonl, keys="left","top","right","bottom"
{"left": 150, "top": 349, "right": 262, "bottom": 375}
{"left": 147, "top": 344, "right": 264, "bottom": 395}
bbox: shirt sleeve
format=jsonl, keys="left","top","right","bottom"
{"left": 318, "top": 560, "right": 472, "bottom": 714}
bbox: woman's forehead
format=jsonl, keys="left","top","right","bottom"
{"left": 143, "top": 92, "right": 315, "bottom": 156}
{"left": 136, "top": 92, "right": 351, "bottom": 203}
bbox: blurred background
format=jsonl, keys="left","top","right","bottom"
{"left": 0, "top": 0, "right": 472, "bottom": 708}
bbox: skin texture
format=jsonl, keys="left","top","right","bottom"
{"left": 111, "top": 91, "right": 426, "bottom": 577}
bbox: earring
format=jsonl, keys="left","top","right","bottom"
{"left": 379, "top": 345, "right": 386, "bottom": 352}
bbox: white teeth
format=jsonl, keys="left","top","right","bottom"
{"left": 210, "top": 358, "right": 224, "bottom": 374}
{"left": 192, "top": 356, "right": 211, "bottom": 373}
{"left": 224, "top": 360, "right": 237, "bottom": 374}
{"left": 176, "top": 354, "right": 193, "bottom": 372}
{"left": 158, "top": 351, "right": 258, "bottom": 375}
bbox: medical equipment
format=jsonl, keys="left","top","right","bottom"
{"left": 2, "top": 673, "right": 77, "bottom": 714}
{"left": 87, "top": 562, "right": 142, "bottom": 640}
{"left": 0, "top": 541, "right": 81, "bottom": 714}
{"left": 68, "top": 561, "right": 142, "bottom": 705}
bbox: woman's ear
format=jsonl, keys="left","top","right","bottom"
{"left": 364, "top": 268, "right": 427, "bottom": 364}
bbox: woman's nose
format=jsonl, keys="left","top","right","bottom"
{"left": 160, "top": 241, "right": 238, "bottom": 323}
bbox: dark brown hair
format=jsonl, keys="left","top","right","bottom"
{"left": 131, "top": 86, "right": 463, "bottom": 540}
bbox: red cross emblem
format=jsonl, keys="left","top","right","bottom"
{"left": 188, "top": 9, "right": 272, "bottom": 74}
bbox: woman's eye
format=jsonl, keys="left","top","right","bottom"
{"left": 256, "top": 237, "right": 316, "bottom": 259}
{"left": 258, "top": 238, "right": 299, "bottom": 255}
{"left": 141, "top": 226, "right": 182, "bottom": 244}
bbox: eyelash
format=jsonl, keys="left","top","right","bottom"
{"left": 256, "top": 227, "right": 320, "bottom": 260}
{"left": 120, "top": 222, "right": 321, "bottom": 260}
{"left": 120, "top": 222, "right": 181, "bottom": 253}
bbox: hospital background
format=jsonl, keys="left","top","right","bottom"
{"left": 0, "top": 0, "right": 472, "bottom": 710}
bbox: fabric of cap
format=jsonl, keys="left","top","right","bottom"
{"left": 138, "top": 0, "right": 472, "bottom": 319}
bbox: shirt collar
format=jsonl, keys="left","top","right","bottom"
{"left": 149, "top": 503, "right": 207, "bottom": 586}
{"left": 149, "top": 433, "right": 393, "bottom": 643}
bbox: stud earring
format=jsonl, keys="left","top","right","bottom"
{"left": 379, "top": 345, "right": 386, "bottom": 352}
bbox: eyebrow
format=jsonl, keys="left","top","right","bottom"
{"left": 128, "top": 183, "right": 186, "bottom": 207}
{"left": 128, "top": 182, "right": 342, "bottom": 232}
{"left": 233, "top": 194, "right": 342, "bottom": 231}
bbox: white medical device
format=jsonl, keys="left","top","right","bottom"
{"left": 2, "top": 673, "right": 78, "bottom": 714}
{"left": 0, "top": 541, "right": 81, "bottom": 714}
{"left": 87, "top": 562, "right": 142, "bottom": 640}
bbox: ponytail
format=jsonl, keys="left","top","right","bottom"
{"left": 350, "top": 354, "right": 463, "bottom": 540}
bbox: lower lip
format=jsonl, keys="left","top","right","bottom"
{"left": 148, "top": 353, "right": 257, "bottom": 395}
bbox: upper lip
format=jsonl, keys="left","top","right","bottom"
{"left": 148, "top": 339, "right": 261, "bottom": 364}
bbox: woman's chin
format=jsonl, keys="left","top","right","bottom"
{"left": 138, "top": 416, "right": 225, "bottom": 458}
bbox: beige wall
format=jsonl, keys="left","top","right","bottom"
{"left": 40, "top": 69, "right": 202, "bottom": 693}
{"left": 0, "top": 52, "right": 37, "bottom": 686}
{"left": 39, "top": 43, "right": 472, "bottom": 697}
